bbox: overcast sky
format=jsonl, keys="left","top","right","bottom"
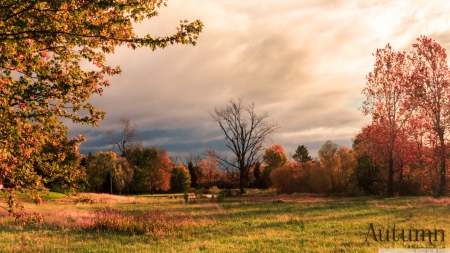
{"left": 68, "top": 0, "right": 450, "bottom": 159}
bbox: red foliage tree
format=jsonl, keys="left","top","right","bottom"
{"left": 197, "top": 154, "right": 222, "bottom": 188}
{"left": 362, "top": 43, "right": 414, "bottom": 196}
{"left": 409, "top": 36, "right": 450, "bottom": 196}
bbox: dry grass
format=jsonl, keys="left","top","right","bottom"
{"left": 90, "top": 207, "right": 197, "bottom": 236}
{"left": 419, "top": 196, "right": 450, "bottom": 206}
{"left": 53, "top": 193, "right": 150, "bottom": 205}
{"left": 367, "top": 199, "right": 413, "bottom": 209}
{"left": 84, "top": 193, "right": 150, "bottom": 204}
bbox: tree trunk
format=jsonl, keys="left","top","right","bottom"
{"left": 439, "top": 133, "right": 446, "bottom": 196}
{"left": 239, "top": 170, "right": 244, "bottom": 194}
{"left": 388, "top": 154, "right": 394, "bottom": 197}
{"left": 110, "top": 172, "right": 113, "bottom": 195}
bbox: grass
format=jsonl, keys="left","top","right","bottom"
{"left": 0, "top": 193, "right": 450, "bottom": 252}
{"left": 137, "top": 193, "right": 185, "bottom": 198}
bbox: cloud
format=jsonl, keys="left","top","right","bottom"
{"left": 69, "top": 0, "right": 450, "bottom": 158}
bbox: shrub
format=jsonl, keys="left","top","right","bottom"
{"left": 195, "top": 189, "right": 203, "bottom": 198}
{"left": 209, "top": 186, "right": 220, "bottom": 195}
{"left": 309, "top": 165, "right": 330, "bottom": 194}
{"left": 217, "top": 190, "right": 226, "bottom": 203}
{"left": 222, "top": 189, "right": 239, "bottom": 197}
{"left": 270, "top": 162, "right": 304, "bottom": 194}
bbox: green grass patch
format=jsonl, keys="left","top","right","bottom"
{"left": 0, "top": 190, "right": 69, "bottom": 201}
{"left": 0, "top": 194, "right": 449, "bottom": 252}
{"left": 41, "top": 191, "right": 69, "bottom": 200}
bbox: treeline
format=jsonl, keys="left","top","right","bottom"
{"left": 77, "top": 147, "right": 239, "bottom": 194}
{"left": 39, "top": 136, "right": 445, "bottom": 197}
{"left": 261, "top": 138, "right": 445, "bottom": 197}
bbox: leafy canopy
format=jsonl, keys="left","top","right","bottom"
{"left": 0, "top": 0, "right": 202, "bottom": 220}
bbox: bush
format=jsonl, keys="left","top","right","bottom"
{"left": 270, "top": 163, "right": 304, "bottom": 194}
{"left": 222, "top": 189, "right": 239, "bottom": 197}
{"left": 209, "top": 186, "right": 220, "bottom": 195}
{"left": 217, "top": 190, "right": 226, "bottom": 203}
{"left": 195, "top": 189, "right": 202, "bottom": 198}
{"left": 183, "top": 192, "right": 189, "bottom": 205}
{"left": 308, "top": 165, "right": 330, "bottom": 194}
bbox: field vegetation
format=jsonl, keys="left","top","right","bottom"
{"left": 1, "top": 192, "right": 450, "bottom": 252}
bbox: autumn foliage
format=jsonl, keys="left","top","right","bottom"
{"left": 0, "top": 1, "right": 202, "bottom": 219}
{"left": 261, "top": 144, "right": 289, "bottom": 188}
{"left": 358, "top": 36, "right": 450, "bottom": 196}
{"left": 270, "top": 162, "right": 312, "bottom": 194}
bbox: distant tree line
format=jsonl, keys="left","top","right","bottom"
{"left": 43, "top": 34, "right": 450, "bottom": 198}
{"left": 38, "top": 132, "right": 448, "bottom": 197}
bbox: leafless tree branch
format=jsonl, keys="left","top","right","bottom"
{"left": 106, "top": 118, "right": 142, "bottom": 155}
{"left": 207, "top": 97, "right": 279, "bottom": 192}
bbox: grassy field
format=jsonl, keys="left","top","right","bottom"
{"left": 0, "top": 192, "right": 449, "bottom": 252}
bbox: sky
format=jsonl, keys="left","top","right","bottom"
{"left": 68, "top": 0, "right": 450, "bottom": 159}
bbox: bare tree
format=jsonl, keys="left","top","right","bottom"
{"left": 169, "top": 153, "right": 182, "bottom": 165}
{"left": 106, "top": 118, "right": 142, "bottom": 158}
{"left": 207, "top": 98, "right": 279, "bottom": 193}
{"left": 182, "top": 154, "right": 202, "bottom": 168}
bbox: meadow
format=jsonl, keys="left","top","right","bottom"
{"left": 0, "top": 192, "right": 450, "bottom": 252}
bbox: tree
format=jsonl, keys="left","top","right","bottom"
{"left": 85, "top": 151, "right": 116, "bottom": 193}
{"left": 197, "top": 154, "right": 220, "bottom": 188}
{"left": 333, "top": 146, "right": 357, "bottom": 193}
{"left": 261, "top": 144, "right": 289, "bottom": 188}
{"left": 36, "top": 136, "right": 87, "bottom": 193}
{"left": 251, "top": 161, "right": 262, "bottom": 188}
{"left": 409, "top": 36, "right": 450, "bottom": 196}
{"left": 270, "top": 162, "right": 304, "bottom": 194}
{"left": 352, "top": 126, "right": 383, "bottom": 195}
{"left": 207, "top": 98, "right": 279, "bottom": 193}
{"left": 106, "top": 118, "right": 142, "bottom": 161}
{"left": 292, "top": 145, "right": 313, "bottom": 163}
{"left": 183, "top": 154, "right": 202, "bottom": 189}
{"left": 134, "top": 147, "right": 172, "bottom": 193}
{"left": 170, "top": 165, "right": 191, "bottom": 193}
{"left": 318, "top": 140, "right": 339, "bottom": 159}
{"left": 361, "top": 44, "right": 413, "bottom": 197}
{"left": 310, "top": 141, "right": 356, "bottom": 194}
{"left": 312, "top": 140, "right": 340, "bottom": 194}
{"left": 112, "top": 157, "right": 134, "bottom": 194}
{"left": 0, "top": 1, "right": 202, "bottom": 218}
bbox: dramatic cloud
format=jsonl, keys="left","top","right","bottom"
{"left": 69, "top": 0, "right": 450, "bottom": 158}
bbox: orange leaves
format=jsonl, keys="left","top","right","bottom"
{"left": 270, "top": 162, "right": 304, "bottom": 194}
{"left": 263, "top": 144, "right": 289, "bottom": 168}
